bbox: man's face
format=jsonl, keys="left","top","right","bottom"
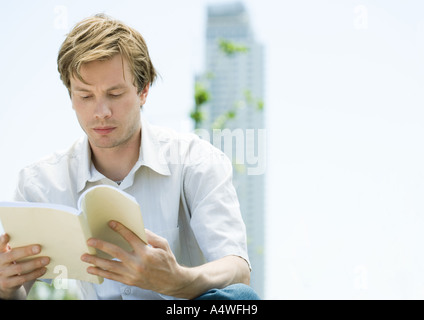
{"left": 70, "top": 54, "right": 148, "bottom": 151}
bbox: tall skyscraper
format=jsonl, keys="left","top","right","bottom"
{"left": 198, "top": 2, "right": 265, "bottom": 297}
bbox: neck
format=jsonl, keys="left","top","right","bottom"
{"left": 90, "top": 130, "right": 141, "bottom": 182}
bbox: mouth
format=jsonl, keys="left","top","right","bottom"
{"left": 93, "top": 127, "right": 116, "bottom": 135}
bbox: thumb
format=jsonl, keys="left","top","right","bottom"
{"left": 0, "top": 234, "right": 10, "bottom": 253}
{"left": 145, "top": 229, "right": 169, "bottom": 250}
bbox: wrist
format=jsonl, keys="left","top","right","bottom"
{"left": 167, "top": 265, "right": 204, "bottom": 300}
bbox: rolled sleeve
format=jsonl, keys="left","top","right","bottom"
{"left": 183, "top": 141, "right": 250, "bottom": 266}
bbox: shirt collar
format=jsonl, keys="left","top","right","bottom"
{"left": 76, "top": 115, "right": 171, "bottom": 193}
{"left": 138, "top": 115, "right": 171, "bottom": 177}
{"left": 76, "top": 137, "right": 92, "bottom": 193}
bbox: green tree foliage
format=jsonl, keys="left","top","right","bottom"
{"left": 191, "top": 39, "right": 264, "bottom": 130}
{"left": 218, "top": 39, "right": 249, "bottom": 56}
{"left": 190, "top": 81, "right": 211, "bottom": 126}
{"left": 28, "top": 281, "right": 80, "bottom": 300}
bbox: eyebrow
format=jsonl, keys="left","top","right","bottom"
{"left": 72, "top": 84, "right": 127, "bottom": 92}
{"left": 73, "top": 87, "right": 91, "bottom": 92}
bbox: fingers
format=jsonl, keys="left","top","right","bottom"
{"left": 0, "top": 266, "right": 47, "bottom": 290}
{"left": 0, "top": 234, "right": 44, "bottom": 268}
{"left": 81, "top": 252, "right": 124, "bottom": 276}
{"left": 0, "top": 236, "right": 50, "bottom": 295}
{"left": 81, "top": 221, "right": 138, "bottom": 272}
{"left": 109, "top": 220, "right": 146, "bottom": 247}
{"left": 81, "top": 223, "right": 178, "bottom": 289}
{"left": 0, "top": 256, "right": 49, "bottom": 278}
{"left": 82, "top": 222, "right": 171, "bottom": 270}
{"left": 108, "top": 221, "right": 169, "bottom": 251}
{"left": 0, "top": 244, "right": 41, "bottom": 266}
{"left": 81, "top": 239, "right": 126, "bottom": 283}
{"left": 0, "top": 234, "right": 49, "bottom": 278}
{"left": 85, "top": 237, "right": 129, "bottom": 261}
{"left": 145, "top": 229, "right": 169, "bottom": 250}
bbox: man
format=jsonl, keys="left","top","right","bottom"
{"left": 0, "top": 14, "right": 259, "bottom": 300}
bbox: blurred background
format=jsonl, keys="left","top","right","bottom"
{"left": 1, "top": 0, "right": 424, "bottom": 299}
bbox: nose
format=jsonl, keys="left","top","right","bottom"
{"left": 94, "top": 98, "right": 112, "bottom": 120}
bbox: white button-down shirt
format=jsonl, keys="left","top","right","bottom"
{"left": 13, "top": 115, "right": 249, "bottom": 300}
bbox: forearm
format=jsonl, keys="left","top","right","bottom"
{"left": 173, "top": 255, "right": 250, "bottom": 300}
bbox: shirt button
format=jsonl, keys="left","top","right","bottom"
{"left": 124, "top": 287, "right": 131, "bottom": 295}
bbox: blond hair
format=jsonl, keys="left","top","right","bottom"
{"left": 57, "top": 14, "right": 157, "bottom": 94}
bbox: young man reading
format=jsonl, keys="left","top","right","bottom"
{"left": 0, "top": 14, "right": 259, "bottom": 300}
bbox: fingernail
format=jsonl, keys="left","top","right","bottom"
{"left": 87, "top": 239, "right": 96, "bottom": 246}
{"left": 109, "top": 221, "right": 117, "bottom": 229}
{"left": 32, "top": 246, "right": 40, "bottom": 254}
{"left": 41, "top": 258, "right": 50, "bottom": 265}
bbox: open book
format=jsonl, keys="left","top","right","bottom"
{"left": 0, "top": 185, "right": 146, "bottom": 284}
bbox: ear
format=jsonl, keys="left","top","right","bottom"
{"left": 139, "top": 83, "right": 150, "bottom": 106}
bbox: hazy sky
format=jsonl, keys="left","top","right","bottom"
{"left": 1, "top": 0, "right": 424, "bottom": 299}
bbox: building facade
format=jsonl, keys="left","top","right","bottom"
{"left": 198, "top": 2, "right": 266, "bottom": 297}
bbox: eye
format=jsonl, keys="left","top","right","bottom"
{"left": 109, "top": 93, "right": 123, "bottom": 98}
{"left": 81, "top": 96, "right": 93, "bottom": 100}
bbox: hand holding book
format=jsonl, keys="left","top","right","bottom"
{"left": 0, "top": 233, "right": 49, "bottom": 299}
{"left": 0, "top": 185, "right": 146, "bottom": 285}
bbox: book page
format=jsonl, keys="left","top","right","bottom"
{"left": 0, "top": 203, "right": 102, "bottom": 284}
{"left": 80, "top": 186, "right": 147, "bottom": 260}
